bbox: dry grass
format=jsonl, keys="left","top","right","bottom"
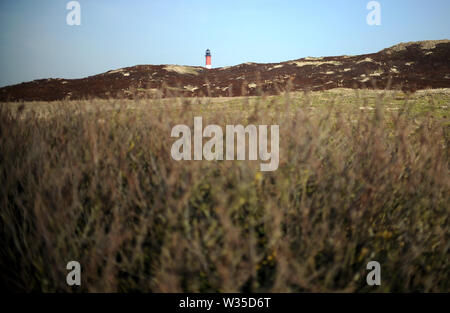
{"left": 0, "top": 89, "right": 449, "bottom": 292}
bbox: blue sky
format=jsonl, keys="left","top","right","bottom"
{"left": 0, "top": 0, "right": 449, "bottom": 87}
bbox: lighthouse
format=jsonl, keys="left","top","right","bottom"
{"left": 205, "top": 49, "right": 212, "bottom": 69}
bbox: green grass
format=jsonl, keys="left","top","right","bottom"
{"left": 0, "top": 88, "right": 449, "bottom": 292}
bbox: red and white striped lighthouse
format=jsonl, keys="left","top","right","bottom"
{"left": 205, "top": 49, "right": 212, "bottom": 69}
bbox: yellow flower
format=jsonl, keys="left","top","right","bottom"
{"left": 254, "top": 172, "right": 263, "bottom": 182}
{"left": 377, "top": 230, "right": 393, "bottom": 239}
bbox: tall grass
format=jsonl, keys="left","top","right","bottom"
{"left": 0, "top": 90, "right": 448, "bottom": 292}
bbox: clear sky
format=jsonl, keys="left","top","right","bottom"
{"left": 0, "top": 0, "right": 449, "bottom": 87}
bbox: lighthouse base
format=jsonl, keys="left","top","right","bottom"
{"left": 206, "top": 65, "right": 212, "bottom": 69}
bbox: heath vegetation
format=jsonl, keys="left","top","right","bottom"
{"left": 0, "top": 88, "right": 448, "bottom": 292}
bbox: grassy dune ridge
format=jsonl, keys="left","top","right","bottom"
{"left": 0, "top": 89, "right": 449, "bottom": 292}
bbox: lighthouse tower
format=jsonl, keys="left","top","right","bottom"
{"left": 205, "top": 49, "right": 212, "bottom": 69}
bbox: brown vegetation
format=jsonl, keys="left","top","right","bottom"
{"left": 1, "top": 40, "right": 449, "bottom": 101}
{"left": 0, "top": 89, "right": 448, "bottom": 292}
